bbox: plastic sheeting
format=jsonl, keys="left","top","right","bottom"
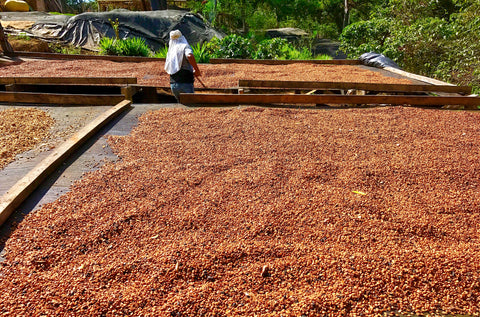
{"left": 1, "top": 10, "right": 224, "bottom": 51}
{"left": 359, "top": 52, "right": 400, "bottom": 69}
{"left": 56, "top": 9, "right": 224, "bottom": 51}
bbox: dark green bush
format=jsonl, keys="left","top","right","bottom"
{"left": 339, "top": 18, "right": 391, "bottom": 59}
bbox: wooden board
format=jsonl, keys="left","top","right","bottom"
{"left": 209, "top": 58, "right": 362, "bottom": 65}
{"left": 0, "top": 77, "right": 137, "bottom": 85}
{"left": 0, "top": 92, "right": 125, "bottom": 105}
{"left": 0, "top": 100, "right": 132, "bottom": 226}
{"left": 180, "top": 93, "right": 480, "bottom": 107}
{"left": 383, "top": 67, "right": 454, "bottom": 86}
{"left": 238, "top": 80, "right": 472, "bottom": 95}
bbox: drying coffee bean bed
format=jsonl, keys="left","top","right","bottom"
{"left": 0, "top": 59, "right": 412, "bottom": 88}
{"left": 0, "top": 107, "right": 54, "bottom": 169}
{"left": 1, "top": 106, "right": 479, "bottom": 316}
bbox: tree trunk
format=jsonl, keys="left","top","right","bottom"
{"left": 343, "top": 0, "right": 350, "bottom": 30}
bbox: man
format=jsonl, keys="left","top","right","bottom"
{"left": 164, "top": 30, "right": 202, "bottom": 102}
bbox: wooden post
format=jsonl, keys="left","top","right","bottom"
{"left": 0, "top": 22, "right": 14, "bottom": 56}
{"left": 36, "top": 0, "right": 46, "bottom": 11}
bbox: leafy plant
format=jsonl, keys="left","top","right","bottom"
{"left": 49, "top": 42, "right": 82, "bottom": 55}
{"left": 314, "top": 54, "right": 333, "bottom": 60}
{"left": 12, "top": 33, "right": 31, "bottom": 41}
{"left": 211, "top": 34, "right": 253, "bottom": 59}
{"left": 99, "top": 37, "right": 152, "bottom": 57}
{"left": 99, "top": 37, "right": 120, "bottom": 56}
{"left": 253, "top": 38, "right": 289, "bottom": 60}
{"left": 154, "top": 46, "right": 169, "bottom": 58}
{"left": 191, "top": 42, "right": 210, "bottom": 63}
{"left": 205, "top": 37, "right": 222, "bottom": 57}
{"left": 117, "top": 37, "right": 152, "bottom": 57}
{"left": 284, "top": 46, "right": 313, "bottom": 60}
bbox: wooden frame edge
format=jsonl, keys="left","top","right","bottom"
{"left": 0, "top": 99, "right": 132, "bottom": 226}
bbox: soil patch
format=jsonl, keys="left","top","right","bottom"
{"left": 2, "top": 37, "right": 51, "bottom": 53}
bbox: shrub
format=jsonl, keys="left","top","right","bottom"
{"left": 211, "top": 34, "right": 254, "bottom": 59}
{"left": 99, "top": 37, "right": 120, "bottom": 56}
{"left": 245, "top": 3, "right": 277, "bottom": 30}
{"left": 192, "top": 42, "right": 210, "bottom": 63}
{"left": 154, "top": 46, "right": 169, "bottom": 58}
{"left": 99, "top": 37, "right": 152, "bottom": 57}
{"left": 253, "top": 38, "right": 289, "bottom": 60}
{"left": 117, "top": 37, "right": 152, "bottom": 57}
{"left": 339, "top": 18, "right": 391, "bottom": 59}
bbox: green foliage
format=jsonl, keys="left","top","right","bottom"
{"left": 61, "top": 0, "right": 97, "bottom": 14}
{"left": 245, "top": 3, "right": 278, "bottom": 30}
{"left": 285, "top": 47, "right": 313, "bottom": 60}
{"left": 48, "top": 12, "right": 75, "bottom": 16}
{"left": 205, "top": 37, "right": 222, "bottom": 57}
{"left": 154, "top": 46, "right": 169, "bottom": 58}
{"left": 12, "top": 33, "right": 31, "bottom": 41}
{"left": 99, "top": 37, "right": 152, "bottom": 57}
{"left": 253, "top": 38, "right": 289, "bottom": 60}
{"left": 210, "top": 34, "right": 254, "bottom": 59}
{"left": 117, "top": 37, "right": 152, "bottom": 57}
{"left": 384, "top": 0, "right": 457, "bottom": 23}
{"left": 314, "top": 54, "right": 334, "bottom": 61}
{"left": 339, "top": 18, "right": 391, "bottom": 58}
{"left": 49, "top": 42, "right": 83, "bottom": 55}
{"left": 191, "top": 42, "right": 210, "bottom": 63}
{"left": 203, "top": 35, "right": 326, "bottom": 60}
{"left": 188, "top": 0, "right": 380, "bottom": 39}
{"left": 338, "top": 0, "right": 480, "bottom": 93}
{"left": 99, "top": 37, "right": 119, "bottom": 56}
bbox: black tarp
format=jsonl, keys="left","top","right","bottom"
{"left": 359, "top": 52, "right": 400, "bottom": 69}
{"left": 57, "top": 10, "right": 224, "bottom": 51}
{"left": 1, "top": 10, "right": 224, "bottom": 51}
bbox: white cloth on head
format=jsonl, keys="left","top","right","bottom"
{"left": 165, "top": 33, "right": 193, "bottom": 75}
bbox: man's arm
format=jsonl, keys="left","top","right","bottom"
{"left": 186, "top": 53, "right": 202, "bottom": 77}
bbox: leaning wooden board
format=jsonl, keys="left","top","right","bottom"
{"left": 0, "top": 100, "right": 132, "bottom": 226}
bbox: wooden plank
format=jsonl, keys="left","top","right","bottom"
{"left": 238, "top": 79, "right": 472, "bottom": 94}
{"left": 383, "top": 67, "right": 454, "bottom": 86}
{"left": 0, "top": 92, "right": 125, "bottom": 105}
{"left": 0, "top": 100, "right": 132, "bottom": 226}
{"left": 180, "top": 93, "right": 480, "bottom": 107}
{"left": 209, "top": 58, "right": 362, "bottom": 65}
{"left": 0, "top": 77, "right": 137, "bottom": 85}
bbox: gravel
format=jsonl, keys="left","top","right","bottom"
{"left": 1, "top": 106, "right": 479, "bottom": 316}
